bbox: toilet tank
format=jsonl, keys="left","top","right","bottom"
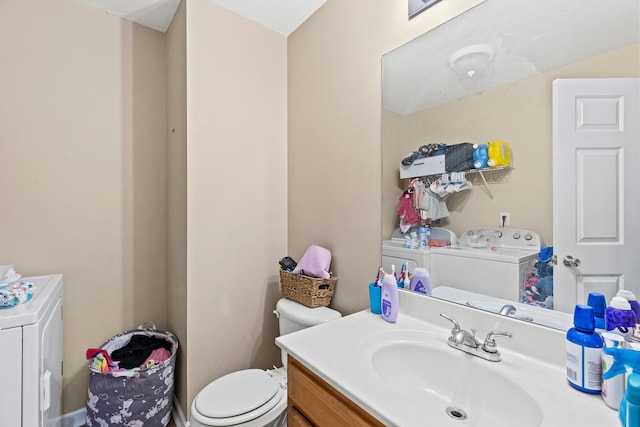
{"left": 274, "top": 298, "right": 341, "bottom": 367}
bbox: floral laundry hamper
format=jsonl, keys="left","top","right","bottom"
{"left": 86, "top": 324, "right": 178, "bottom": 427}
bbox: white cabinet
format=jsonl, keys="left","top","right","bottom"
{"left": 0, "top": 274, "right": 63, "bottom": 427}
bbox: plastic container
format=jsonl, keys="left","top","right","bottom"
{"left": 487, "top": 141, "right": 511, "bottom": 167}
{"left": 410, "top": 268, "right": 432, "bottom": 295}
{"left": 617, "top": 290, "right": 640, "bottom": 340}
{"left": 601, "top": 332, "right": 626, "bottom": 410}
{"left": 418, "top": 226, "right": 429, "bottom": 248}
{"left": 606, "top": 296, "right": 637, "bottom": 338}
{"left": 473, "top": 143, "right": 488, "bottom": 169}
{"left": 566, "top": 305, "right": 604, "bottom": 394}
{"left": 620, "top": 373, "right": 640, "bottom": 427}
{"left": 368, "top": 282, "right": 382, "bottom": 314}
{"left": 380, "top": 274, "right": 399, "bottom": 323}
{"left": 603, "top": 343, "right": 640, "bottom": 425}
{"left": 587, "top": 292, "right": 607, "bottom": 332}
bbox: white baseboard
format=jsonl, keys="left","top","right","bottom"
{"left": 57, "top": 395, "right": 189, "bottom": 427}
{"left": 172, "top": 395, "right": 190, "bottom": 427}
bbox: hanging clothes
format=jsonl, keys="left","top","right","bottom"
{"left": 420, "top": 189, "right": 449, "bottom": 220}
{"left": 397, "top": 188, "right": 420, "bottom": 232}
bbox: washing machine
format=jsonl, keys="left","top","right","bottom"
{"left": 0, "top": 274, "right": 64, "bottom": 426}
{"left": 430, "top": 228, "right": 542, "bottom": 302}
{"left": 381, "top": 227, "right": 457, "bottom": 275}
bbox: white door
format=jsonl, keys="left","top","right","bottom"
{"left": 553, "top": 78, "right": 640, "bottom": 313}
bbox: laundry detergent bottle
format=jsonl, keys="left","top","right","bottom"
{"left": 487, "top": 141, "right": 511, "bottom": 167}
{"left": 617, "top": 290, "right": 640, "bottom": 337}
{"left": 566, "top": 304, "right": 604, "bottom": 394}
{"left": 473, "top": 143, "right": 489, "bottom": 168}
{"left": 606, "top": 296, "right": 637, "bottom": 338}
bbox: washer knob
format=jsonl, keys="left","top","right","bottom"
{"left": 513, "top": 233, "right": 521, "bottom": 239}
{"left": 524, "top": 233, "right": 533, "bottom": 241}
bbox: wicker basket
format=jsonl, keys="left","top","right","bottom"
{"left": 279, "top": 269, "right": 337, "bottom": 308}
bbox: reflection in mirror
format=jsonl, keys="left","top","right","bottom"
{"left": 382, "top": 0, "right": 640, "bottom": 330}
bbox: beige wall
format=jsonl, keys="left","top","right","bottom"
{"left": 383, "top": 43, "right": 640, "bottom": 244}
{"left": 4, "top": 0, "right": 633, "bottom": 418}
{"left": 166, "top": 0, "right": 188, "bottom": 414}
{"left": 0, "top": 0, "right": 166, "bottom": 412}
{"left": 287, "top": 0, "right": 484, "bottom": 315}
{"left": 185, "top": 0, "right": 288, "bottom": 413}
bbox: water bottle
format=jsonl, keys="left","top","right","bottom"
{"left": 418, "top": 226, "right": 429, "bottom": 248}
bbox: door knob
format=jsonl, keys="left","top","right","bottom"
{"left": 563, "top": 255, "right": 581, "bottom": 267}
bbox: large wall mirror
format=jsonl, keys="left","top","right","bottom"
{"left": 382, "top": 0, "right": 640, "bottom": 329}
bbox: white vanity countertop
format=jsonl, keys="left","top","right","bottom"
{"left": 276, "top": 291, "right": 619, "bottom": 427}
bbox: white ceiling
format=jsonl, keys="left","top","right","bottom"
{"left": 79, "top": 0, "right": 326, "bottom": 35}
{"left": 383, "top": 0, "right": 640, "bottom": 115}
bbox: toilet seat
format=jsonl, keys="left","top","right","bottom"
{"left": 192, "top": 369, "right": 286, "bottom": 426}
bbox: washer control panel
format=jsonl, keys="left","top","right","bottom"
{"left": 459, "top": 228, "right": 541, "bottom": 250}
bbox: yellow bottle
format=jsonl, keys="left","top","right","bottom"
{"left": 487, "top": 141, "right": 511, "bottom": 167}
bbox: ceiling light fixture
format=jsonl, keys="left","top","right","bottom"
{"left": 448, "top": 44, "right": 496, "bottom": 78}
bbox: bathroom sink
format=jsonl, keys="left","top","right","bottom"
{"left": 365, "top": 330, "right": 543, "bottom": 426}
{"left": 277, "top": 290, "right": 618, "bottom": 426}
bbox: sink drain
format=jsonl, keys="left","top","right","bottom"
{"left": 446, "top": 406, "right": 468, "bottom": 420}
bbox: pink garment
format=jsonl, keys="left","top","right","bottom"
{"left": 142, "top": 348, "right": 171, "bottom": 368}
{"left": 397, "top": 189, "right": 420, "bottom": 232}
{"left": 86, "top": 348, "right": 116, "bottom": 368}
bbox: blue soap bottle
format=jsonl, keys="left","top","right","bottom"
{"left": 380, "top": 274, "right": 399, "bottom": 323}
{"left": 566, "top": 304, "right": 604, "bottom": 394}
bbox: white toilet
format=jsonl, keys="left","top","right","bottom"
{"left": 190, "top": 298, "right": 342, "bottom": 427}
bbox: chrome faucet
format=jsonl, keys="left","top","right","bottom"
{"left": 498, "top": 304, "right": 534, "bottom": 322}
{"left": 499, "top": 304, "right": 516, "bottom": 316}
{"left": 440, "top": 313, "right": 512, "bottom": 362}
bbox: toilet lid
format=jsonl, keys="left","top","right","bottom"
{"left": 195, "top": 369, "right": 282, "bottom": 423}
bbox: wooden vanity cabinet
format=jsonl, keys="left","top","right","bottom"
{"left": 287, "top": 356, "right": 385, "bottom": 427}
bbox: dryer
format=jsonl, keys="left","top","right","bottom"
{"left": 0, "top": 274, "right": 63, "bottom": 426}
{"left": 430, "top": 228, "right": 542, "bottom": 302}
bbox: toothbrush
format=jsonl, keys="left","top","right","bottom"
{"left": 401, "top": 262, "right": 408, "bottom": 280}
{"left": 377, "top": 267, "right": 386, "bottom": 286}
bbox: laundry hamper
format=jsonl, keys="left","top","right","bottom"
{"left": 86, "top": 324, "right": 178, "bottom": 427}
